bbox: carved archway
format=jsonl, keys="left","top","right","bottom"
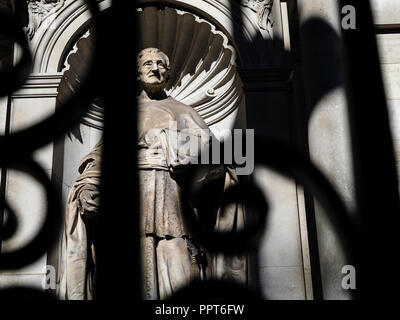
{"left": 54, "top": 2, "right": 251, "bottom": 138}
{"left": 26, "top": 0, "right": 280, "bottom": 135}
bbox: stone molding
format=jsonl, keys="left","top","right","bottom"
{"left": 238, "top": 67, "right": 293, "bottom": 92}
{"left": 12, "top": 73, "right": 63, "bottom": 98}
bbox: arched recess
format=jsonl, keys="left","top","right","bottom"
{"left": 41, "top": 0, "right": 259, "bottom": 200}
{"left": 40, "top": 0, "right": 254, "bottom": 290}
{"left": 137, "top": 0, "right": 284, "bottom": 68}
{"left": 31, "top": 0, "right": 277, "bottom": 73}
{"left": 136, "top": 6, "right": 244, "bottom": 132}
{"left": 53, "top": 1, "right": 251, "bottom": 139}
{"left": 29, "top": 0, "right": 282, "bottom": 137}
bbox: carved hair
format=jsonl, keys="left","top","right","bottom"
{"left": 136, "top": 47, "right": 171, "bottom": 71}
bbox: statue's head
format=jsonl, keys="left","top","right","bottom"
{"left": 137, "top": 48, "right": 170, "bottom": 94}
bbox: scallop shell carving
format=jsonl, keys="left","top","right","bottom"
{"left": 59, "top": 6, "right": 244, "bottom": 128}
{"left": 137, "top": 6, "right": 243, "bottom": 126}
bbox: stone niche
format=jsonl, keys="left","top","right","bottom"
{"left": 137, "top": 6, "right": 245, "bottom": 134}
{"left": 55, "top": 1, "right": 248, "bottom": 218}
{"left": 58, "top": 5, "right": 246, "bottom": 138}
{"left": 55, "top": 1, "right": 310, "bottom": 300}
{"left": 51, "top": 1, "right": 248, "bottom": 297}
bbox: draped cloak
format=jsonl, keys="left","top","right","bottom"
{"left": 58, "top": 97, "right": 247, "bottom": 300}
{"left": 58, "top": 141, "right": 102, "bottom": 300}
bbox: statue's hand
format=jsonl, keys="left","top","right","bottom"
{"left": 78, "top": 186, "right": 100, "bottom": 219}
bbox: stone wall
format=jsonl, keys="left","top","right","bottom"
{"left": 296, "top": 0, "right": 400, "bottom": 299}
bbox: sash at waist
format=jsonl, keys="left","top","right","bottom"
{"left": 137, "top": 148, "right": 169, "bottom": 171}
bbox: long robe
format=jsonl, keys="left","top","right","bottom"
{"left": 58, "top": 97, "right": 246, "bottom": 300}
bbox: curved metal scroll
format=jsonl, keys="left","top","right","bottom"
{"left": 0, "top": 0, "right": 101, "bottom": 298}
{"left": 0, "top": 0, "right": 100, "bottom": 158}
{"left": 175, "top": 136, "right": 356, "bottom": 300}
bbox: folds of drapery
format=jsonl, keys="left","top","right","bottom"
{"left": 58, "top": 141, "right": 102, "bottom": 300}
{"left": 212, "top": 167, "right": 247, "bottom": 285}
{"left": 58, "top": 104, "right": 247, "bottom": 299}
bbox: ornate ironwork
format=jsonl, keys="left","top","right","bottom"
{"left": 0, "top": 0, "right": 398, "bottom": 302}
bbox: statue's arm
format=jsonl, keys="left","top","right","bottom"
{"left": 78, "top": 186, "right": 100, "bottom": 219}
{"left": 76, "top": 162, "right": 101, "bottom": 219}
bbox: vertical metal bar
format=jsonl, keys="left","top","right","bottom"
{"left": 95, "top": 0, "right": 141, "bottom": 301}
{"left": 338, "top": 0, "right": 400, "bottom": 298}
{"left": 285, "top": 0, "right": 325, "bottom": 300}
{"left": 0, "top": 39, "right": 14, "bottom": 253}
{"left": 0, "top": 97, "right": 11, "bottom": 253}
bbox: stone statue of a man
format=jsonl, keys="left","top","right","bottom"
{"left": 136, "top": 47, "right": 226, "bottom": 299}
{"left": 58, "top": 48, "right": 246, "bottom": 300}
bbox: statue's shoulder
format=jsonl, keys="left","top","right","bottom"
{"left": 166, "top": 97, "right": 198, "bottom": 114}
{"left": 166, "top": 97, "right": 208, "bottom": 128}
{"left": 166, "top": 97, "right": 190, "bottom": 108}
{"left": 78, "top": 142, "right": 102, "bottom": 174}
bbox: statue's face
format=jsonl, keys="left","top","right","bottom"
{"left": 137, "top": 51, "right": 169, "bottom": 88}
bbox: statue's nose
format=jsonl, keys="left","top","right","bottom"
{"left": 152, "top": 63, "right": 158, "bottom": 71}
